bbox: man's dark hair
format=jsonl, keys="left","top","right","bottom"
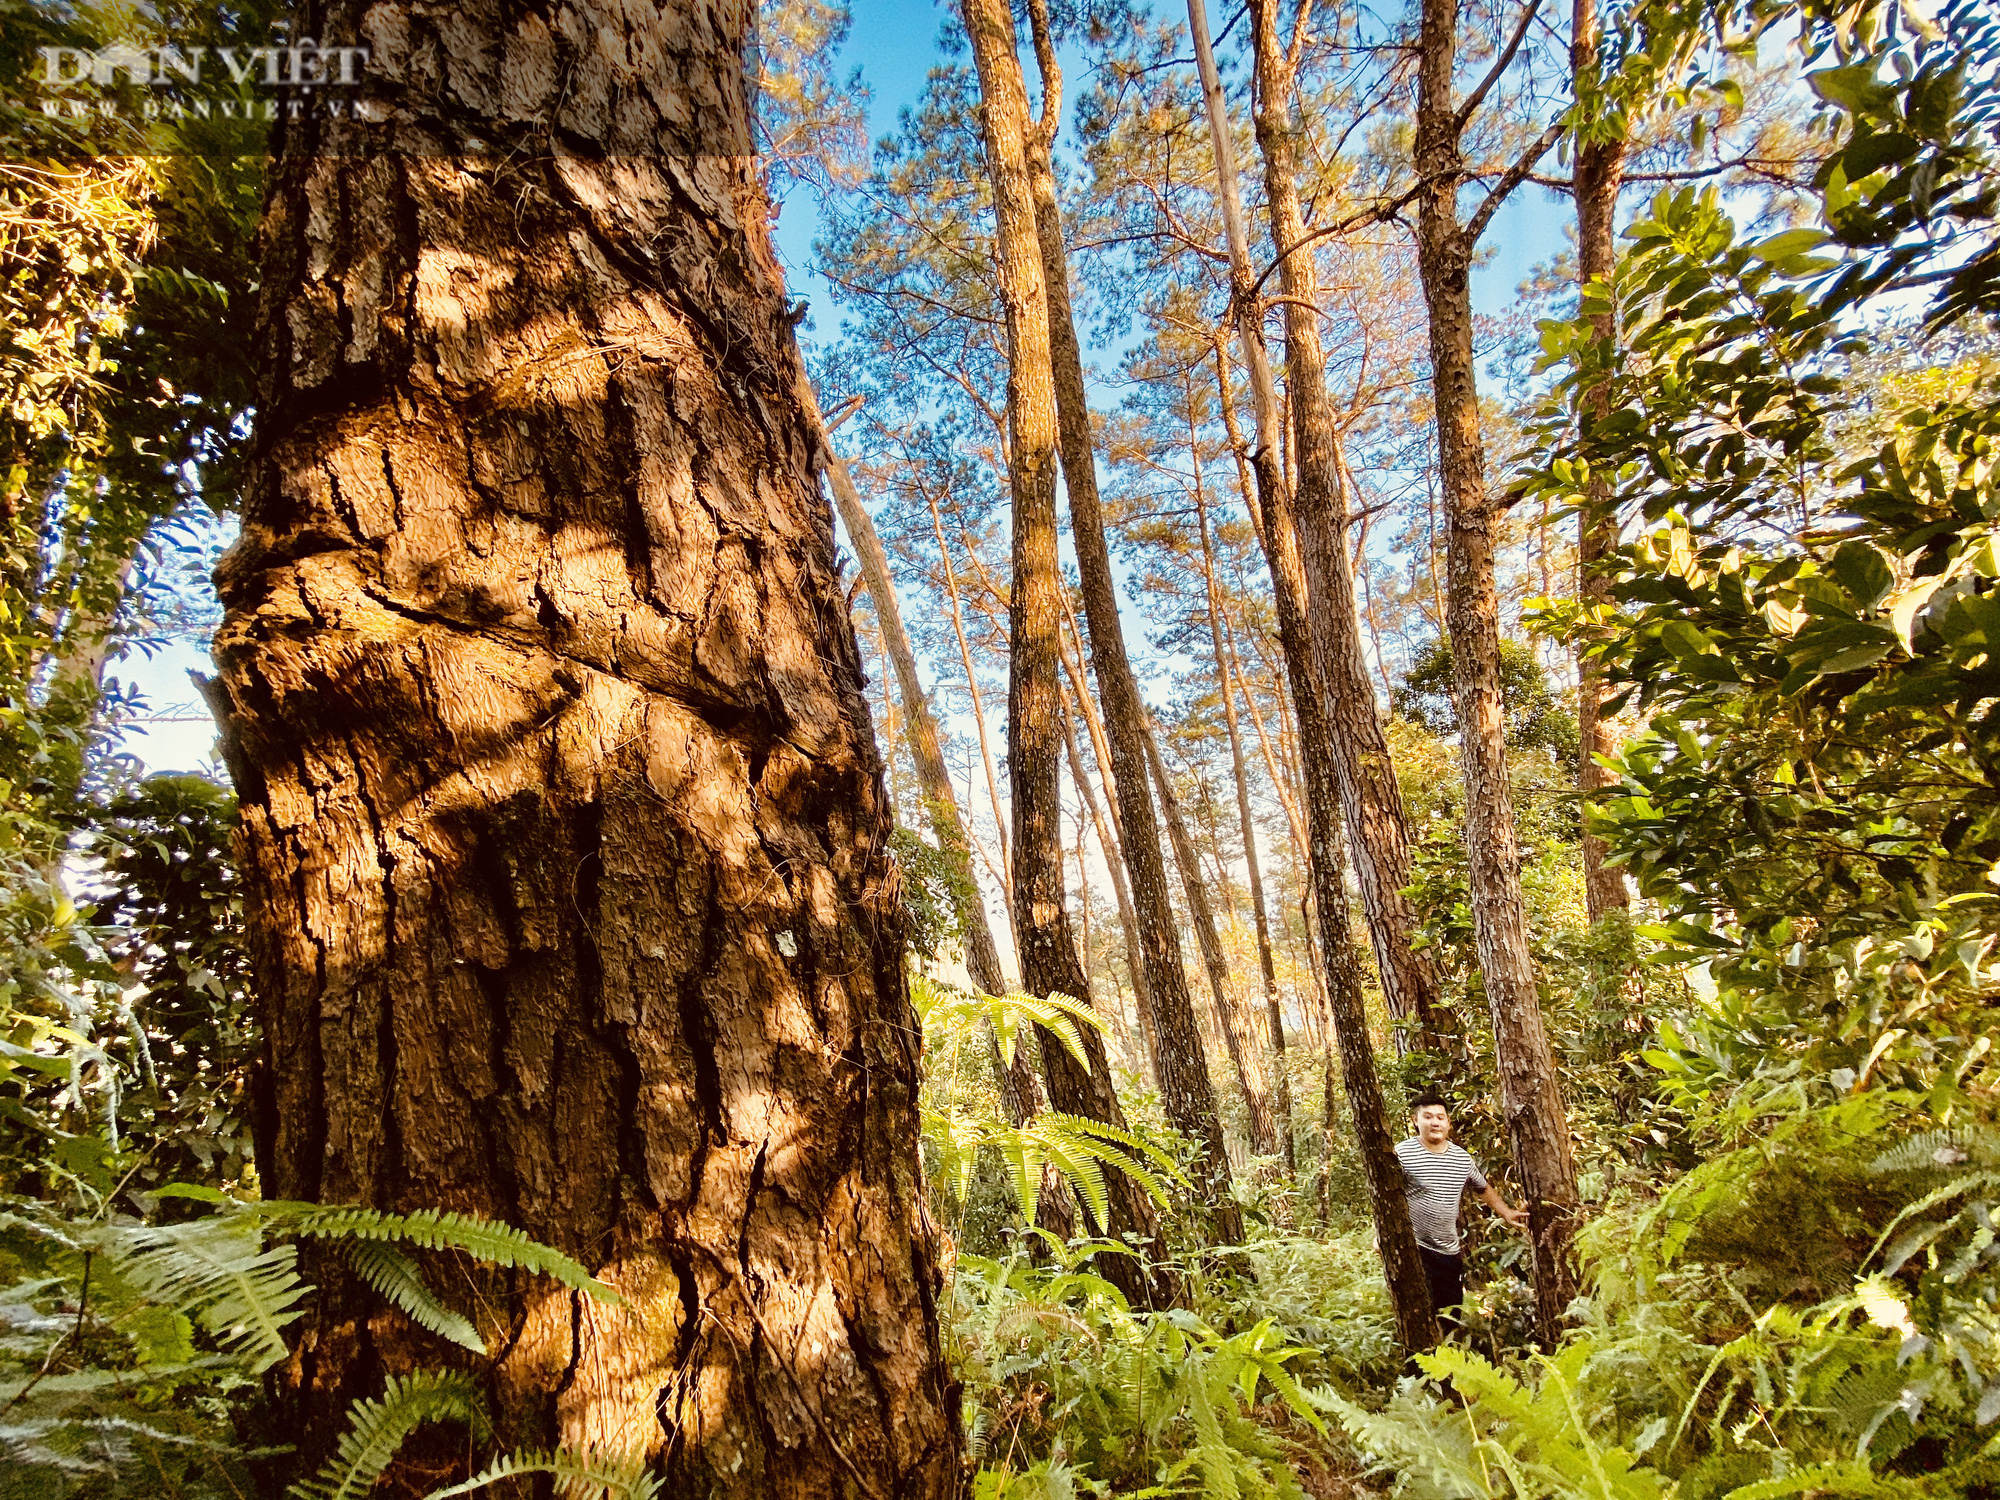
{"left": 1409, "top": 1091, "right": 1451, "bottom": 1113}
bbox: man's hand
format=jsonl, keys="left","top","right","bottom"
{"left": 1481, "top": 1185, "right": 1530, "bottom": 1230}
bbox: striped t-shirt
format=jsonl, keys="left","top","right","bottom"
{"left": 1395, "top": 1138, "right": 1487, "bottom": 1254}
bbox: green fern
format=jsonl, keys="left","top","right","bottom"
{"left": 424, "top": 1448, "right": 662, "bottom": 1499}
{"left": 1869, "top": 1125, "right": 2000, "bottom": 1176}
{"left": 159, "top": 1186, "right": 620, "bottom": 1304}
{"left": 994, "top": 1112, "right": 1185, "bottom": 1226}
{"left": 109, "top": 1215, "right": 307, "bottom": 1373}
{"left": 1717, "top": 1459, "right": 1894, "bottom": 1498}
{"left": 911, "top": 977, "right": 1105, "bottom": 1077}
{"left": 343, "top": 1239, "right": 485, "bottom": 1354}
{"left": 288, "top": 1369, "right": 487, "bottom": 1500}
{"left": 270, "top": 1205, "right": 619, "bottom": 1302}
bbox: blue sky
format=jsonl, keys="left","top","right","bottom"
{"left": 121, "top": 0, "right": 1571, "bottom": 775}
{"left": 774, "top": 0, "right": 1571, "bottom": 348}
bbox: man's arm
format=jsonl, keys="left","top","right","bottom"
{"left": 1478, "top": 1183, "right": 1530, "bottom": 1230}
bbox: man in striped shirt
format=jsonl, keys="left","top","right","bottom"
{"left": 1396, "top": 1091, "right": 1529, "bottom": 1329}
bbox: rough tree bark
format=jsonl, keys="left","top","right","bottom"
{"left": 1246, "top": 0, "right": 1451, "bottom": 1055}
{"left": 1017, "top": 0, "right": 1241, "bottom": 1241}
{"left": 963, "top": 0, "right": 1169, "bottom": 1303}
{"left": 1185, "top": 0, "right": 1437, "bottom": 1351}
{"left": 207, "top": 1, "right": 960, "bottom": 1487}
{"left": 1573, "top": 0, "right": 1630, "bottom": 923}
{"left": 1412, "top": 0, "right": 1582, "bottom": 1341}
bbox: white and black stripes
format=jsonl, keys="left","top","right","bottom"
{"left": 1395, "top": 1138, "right": 1487, "bottom": 1254}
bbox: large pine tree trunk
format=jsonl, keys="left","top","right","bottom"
{"left": 1017, "top": 0, "right": 1241, "bottom": 1240}
{"left": 1573, "top": 0, "right": 1630, "bottom": 924}
{"left": 208, "top": 2, "right": 960, "bottom": 1488}
{"left": 1413, "top": 0, "right": 1582, "bottom": 1342}
{"left": 1185, "top": 0, "right": 1437, "bottom": 1351}
{"left": 1246, "top": 0, "right": 1451, "bottom": 1056}
{"left": 963, "top": 0, "right": 1168, "bottom": 1304}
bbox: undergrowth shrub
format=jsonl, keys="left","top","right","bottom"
{"left": 950, "top": 1242, "right": 1354, "bottom": 1499}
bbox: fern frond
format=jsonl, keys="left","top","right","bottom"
{"left": 260, "top": 1205, "right": 619, "bottom": 1303}
{"left": 343, "top": 1240, "right": 484, "bottom": 1354}
{"left": 0, "top": 1356, "right": 236, "bottom": 1403}
{"left": 1866, "top": 1170, "right": 2000, "bottom": 1266}
{"left": 1718, "top": 1459, "right": 1893, "bottom": 1498}
{"left": 109, "top": 1217, "right": 306, "bottom": 1373}
{"left": 288, "top": 1370, "right": 486, "bottom": 1500}
{"left": 1047, "top": 1114, "right": 1186, "bottom": 1202}
{"left": 1034, "top": 1122, "right": 1110, "bottom": 1227}
{"left": 994, "top": 1126, "right": 1045, "bottom": 1226}
{"left": 914, "top": 979, "right": 1107, "bottom": 1075}
{"left": 1012, "top": 991, "right": 1103, "bottom": 1075}
{"left": 423, "top": 1447, "right": 661, "bottom": 1500}
{"left": 1870, "top": 1125, "right": 2000, "bottom": 1175}
{"left": 0, "top": 1208, "right": 85, "bottom": 1254}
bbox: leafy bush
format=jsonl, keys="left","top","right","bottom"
{"left": 951, "top": 1243, "right": 1345, "bottom": 1499}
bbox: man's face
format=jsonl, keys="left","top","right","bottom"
{"left": 1413, "top": 1104, "right": 1451, "bottom": 1144}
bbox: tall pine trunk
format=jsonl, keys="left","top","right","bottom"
{"left": 1019, "top": 0, "right": 1241, "bottom": 1239}
{"left": 1185, "top": 0, "right": 1437, "bottom": 1351}
{"left": 1412, "top": 0, "right": 1582, "bottom": 1342}
{"left": 1573, "top": 0, "right": 1630, "bottom": 923}
{"left": 825, "top": 430, "right": 1072, "bottom": 1242}
{"left": 208, "top": 2, "right": 960, "bottom": 1486}
{"left": 823, "top": 420, "right": 1015, "bottom": 1000}
{"left": 1143, "top": 719, "right": 1281, "bottom": 1161}
{"left": 964, "top": 0, "right": 1169, "bottom": 1303}
{"left": 1192, "top": 448, "right": 1294, "bottom": 1172}
{"left": 1246, "top": 0, "right": 1451, "bottom": 1057}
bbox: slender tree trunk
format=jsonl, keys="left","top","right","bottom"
{"left": 1342, "top": 447, "right": 1400, "bottom": 705}
{"left": 1205, "top": 354, "right": 1313, "bottom": 870}
{"left": 964, "top": 0, "right": 1167, "bottom": 1305}
{"left": 1574, "top": 0, "right": 1630, "bottom": 923}
{"left": 1413, "top": 0, "right": 1582, "bottom": 1342}
{"left": 924, "top": 479, "right": 1015, "bottom": 916}
{"left": 208, "top": 5, "right": 960, "bottom": 1485}
{"left": 1193, "top": 450, "right": 1294, "bottom": 1173}
{"left": 1186, "top": 0, "right": 1436, "bottom": 1351}
{"left": 823, "top": 427, "right": 1070, "bottom": 1243}
{"left": 1142, "top": 720, "right": 1281, "bottom": 1160}
{"left": 1226, "top": 611, "right": 1312, "bottom": 918}
{"left": 1247, "top": 0, "right": 1449, "bottom": 1057}
{"left": 1061, "top": 688, "right": 1154, "bottom": 1072}
{"left": 823, "top": 424, "right": 1015, "bottom": 1002}
{"left": 1016, "top": 0, "right": 1240, "bottom": 1241}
